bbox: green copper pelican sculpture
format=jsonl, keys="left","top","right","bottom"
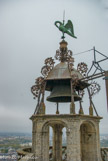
{"left": 55, "top": 20, "right": 77, "bottom": 39}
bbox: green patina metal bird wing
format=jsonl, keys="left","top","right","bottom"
{"left": 55, "top": 20, "right": 77, "bottom": 39}
{"left": 65, "top": 20, "right": 77, "bottom": 38}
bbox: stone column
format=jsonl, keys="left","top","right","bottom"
{"left": 52, "top": 124, "right": 63, "bottom": 161}
{"left": 32, "top": 121, "right": 36, "bottom": 153}
{"left": 42, "top": 126, "right": 49, "bottom": 161}
{"left": 66, "top": 120, "right": 81, "bottom": 161}
{"left": 35, "top": 132, "right": 42, "bottom": 160}
{"left": 32, "top": 121, "right": 43, "bottom": 160}
{"left": 95, "top": 120, "right": 102, "bottom": 161}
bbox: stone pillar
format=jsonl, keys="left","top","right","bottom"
{"left": 32, "top": 121, "right": 43, "bottom": 160}
{"left": 36, "top": 132, "right": 42, "bottom": 158}
{"left": 52, "top": 124, "right": 63, "bottom": 161}
{"left": 67, "top": 120, "right": 81, "bottom": 161}
{"left": 95, "top": 121, "right": 102, "bottom": 161}
{"left": 42, "top": 126, "right": 49, "bottom": 161}
{"left": 32, "top": 121, "right": 36, "bottom": 153}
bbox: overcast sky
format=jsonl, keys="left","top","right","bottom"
{"left": 0, "top": 0, "right": 108, "bottom": 133}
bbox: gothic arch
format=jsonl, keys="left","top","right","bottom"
{"left": 42, "top": 119, "right": 68, "bottom": 132}
{"left": 42, "top": 119, "right": 68, "bottom": 161}
{"left": 80, "top": 120, "right": 97, "bottom": 161}
{"left": 80, "top": 120, "right": 96, "bottom": 131}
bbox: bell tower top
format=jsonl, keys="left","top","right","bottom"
{"left": 31, "top": 37, "right": 91, "bottom": 114}
{"left": 31, "top": 19, "right": 102, "bottom": 117}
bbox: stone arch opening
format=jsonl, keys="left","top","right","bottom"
{"left": 42, "top": 120, "right": 68, "bottom": 161}
{"left": 80, "top": 121, "right": 96, "bottom": 161}
{"left": 49, "top": 126, "right": 53, "bottom": 160}
{"left": 62, "top": 127, "right": 67, "bottom": 161}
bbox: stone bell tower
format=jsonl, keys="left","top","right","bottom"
{"left": 30, "top": 19, "right": 104, "bottom": 161}
{"left": 31, "top": 38, "right": 102, "bottom": 161}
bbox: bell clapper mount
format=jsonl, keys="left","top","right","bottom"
{"left": 56, "top": 102, "right": 59, "bottom": 114}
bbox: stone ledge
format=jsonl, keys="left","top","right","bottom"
{"left": 17, "top": 147, "right": 108, "bottom": 161}
{"left": 17, "top": 147, "right": 32, "bottom": 156}
{"left": 30, "top": 114, "right": 102, "bottom": 120}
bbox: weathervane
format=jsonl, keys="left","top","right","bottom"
{"left": 55, "top": 12, "right": 77, "bottom": 39}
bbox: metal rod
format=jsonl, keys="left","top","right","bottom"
{"left": 42, "top": 81, "right": 46, "bottom": 103}
{"left": 95, "top": 49, "right": 108, "bottom": 59}
{"left": 57, "top": 102, "right": 58, "bottom": 111}
{"left": 86, "top": 75, "right": 105, "bottom": 81}
{"left": 70, "top": 79, "right": 74, "bottom": 103}
{"left": 96, "top": 57, "right": 108, "bottom": 63}
{"left": 93, "top": 63, "right": 104, "bottom": 72}
{"left": 93, "top": 46, "right": 96, "bottom": 62}
{"left": 87, "top": 63, "right": 94, "bottom": 76}
{"left": 63, "top": 10, "right": 65, "bottom": 25}
{"left": 57, "top": 102, "right": 59, "bottom": 111}
{"left": 80, "top": 71, "right": 105, "bottom": 81}
{"left": 105, "top": 71, "right": 108, "bottom": 111}
{"left": 34, "top": 90, "right": 41, "bottom": 114}
{"left": 87, "top": 87, "right": 92, "bottom": 106}
{"left": 35, "top": 81, "right": 46, "bottom": 114}
{"left": 93, "top": 68, "right": 97, "bottom": 75}
{"left": 87, "top": 87, "right": 98, "bottom": 116}
{"left": 91, "top": 100, "right": 99, "bottom": 116}
{"left": 56, "top": 102, "right": 59, "bottom": 114}
{"left": 73, "top": 49, "right": 93, "bottom": 56}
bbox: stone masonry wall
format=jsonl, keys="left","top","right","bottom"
{"left": 30, "top": 114, "right": 102, "bottom": 161}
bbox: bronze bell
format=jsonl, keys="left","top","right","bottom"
{"left": 46, "top": 85, "right": 81, "bottom": 103}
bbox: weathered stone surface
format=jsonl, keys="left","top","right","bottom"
{"left": 30, "top": 114, "right": 102, "bottom": 161}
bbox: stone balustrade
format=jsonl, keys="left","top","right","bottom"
{"left": 17, "top": 146, "right": 108, "bottom": 161}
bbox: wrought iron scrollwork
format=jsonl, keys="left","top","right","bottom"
{"left": 68, "top": 56, "right": 74, "bottom": 72}
{"left": 89, "top": 81, "right": 101, "bottom": 97}
{"left": 44, "top": 57, "right": 55, "bottom": 67}
{"left": 41, "top": 57, "right": 55, "bottom": 78}
{"left": 79, "top": 90, "right": 85, "bottom": 98}
{"left": 77, "top": 62, "right": 88, "bottom": 77}
{"left": 55, "top": 48, "right": 73, "bottom": 62}
{"left": 67, "top": 50, "right": 73, "bottom": 59}
{"left": 87, "top": 81, "right": 100, "bottom": 116}
{"left": 31, "top": 76, "right": 45, "bottom": 99}
{"left": 41, "top": 66, "right": 51, "bottom": 78}
{"left": 31, "top": 57, "right": 55, "bottom": 114}
{"left": 31, "top": 76, "right": 46, "bottom": 114}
